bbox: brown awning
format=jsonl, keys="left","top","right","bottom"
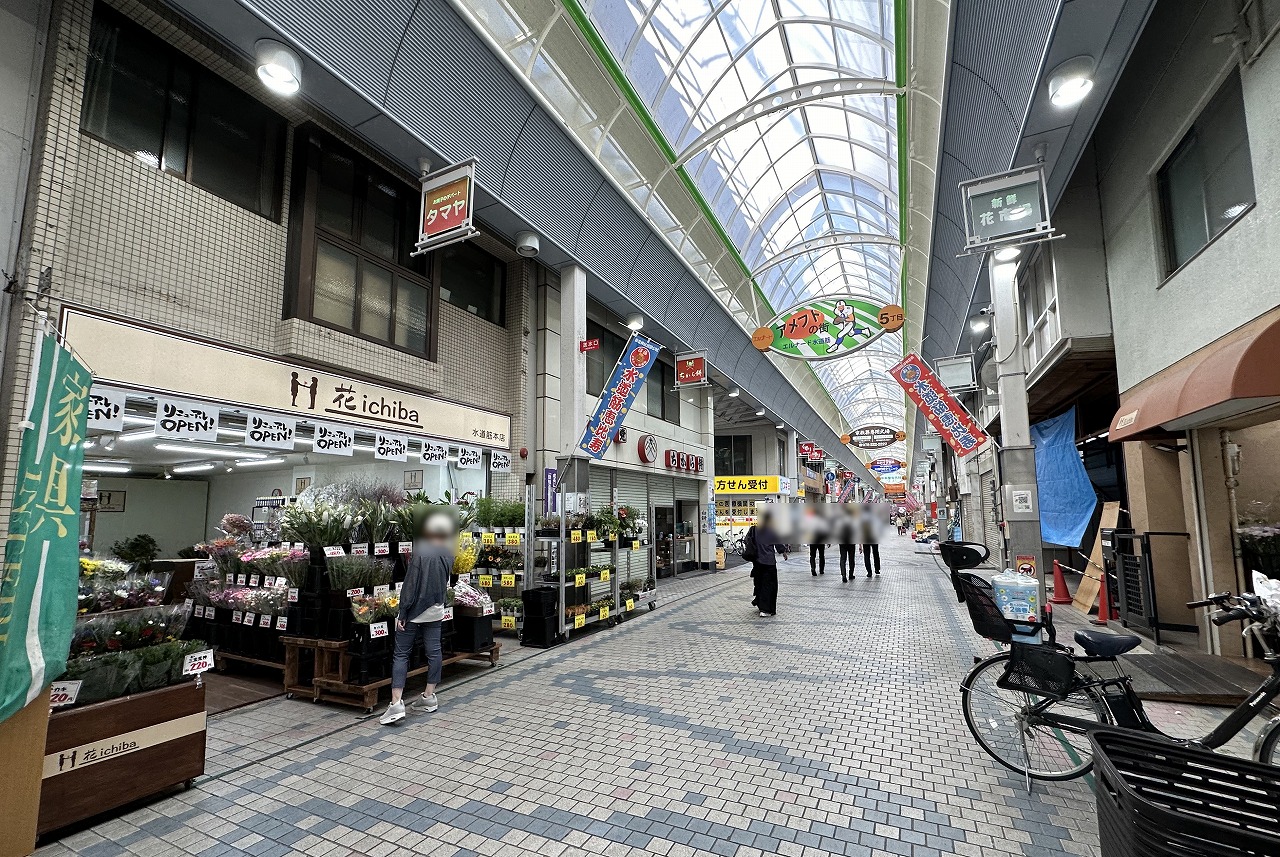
{"left": 1111, "top": 310, "right": 1280, "bottom": 441}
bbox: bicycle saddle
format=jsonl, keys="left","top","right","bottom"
{"left": 1074, "top": 628, "right": 1142, "bottom": 657}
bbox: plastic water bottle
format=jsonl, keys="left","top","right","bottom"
{"left": 992, "top": 569, "right": 1041, "bottom": 644}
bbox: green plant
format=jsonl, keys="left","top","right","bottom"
{"left": 495, "top": 597, "right": 523, "bottom": 612}
{"left": 594, "top": 506, "right": 620, "bottom": 537}
{"left": 325, "top": 555, "right": 391, "bottom": 591}
{"left": 110, "top": 534, "right": 160, "bottom": 569}
{"left": 499, "top": 500, "right": 526, "bottom": 529}
{"left": 537, "top": 514, "right": 561, "bottom": 531}
{"left": 281, "top": 501, "right": 359, "bottom": 547}
{"left": 533, "top": 555, "right": 548, "bottom": 568}
{"left": 474, "top": 496, "right": 499, "bottom": 529}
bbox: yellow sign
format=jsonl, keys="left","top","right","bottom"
{"left": 460, "top": 532, "right": 474, "bottom": 545}
{"left": 478, "top": 574, "right": 493, "bottom": 588}
{"left": 625, "top": 598, "right": 634, "bottom": 612}
{"left": 598, "top": 606, "right": 610, "bottom": 620}
{"left": 713, "top": 475, "right": 782, "bottom": 494}
{"left": 505, "top": 533, "right": 521, "bottom": 546}
{"left": 600, "top": 569, "right": 610, "bottom": 582}
{"left": 574, "top": 573, "right": 586, "bottom": 587}
{"left": 574, "top": 614, "right": 585, "bottom": 629}
{"left": 500, "top": 573, "right": 516, "bottom": 587}
{"left": 481, "top": 532, "right": 496, "bottom": 545}
{"left": 632, "top": 540, "right": 641, "bottom": 551}
{"left": 570, "top": 530, "right": 582, "bottom": 543}
{"left": 586, "top": 530, "right": 597, "bottom": 542}
{"left": 500, "top": 615, "right": 516, "bottom": 630}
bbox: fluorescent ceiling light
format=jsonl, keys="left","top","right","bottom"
{"left": 993, "top": 246, "right": 1021, "bottom": 262}
{"left": 255, "top": 39, "right": 301, "bottom": 95}
{"left": 728, "top": 388, "right": 740, "bottom": 397}
{"left": 83, "top": 462, "right": 131, "bottom": 474}
{"left": 236, "top": 457, "right": 286, "bottom": 467}
{"left": 173, "top": 463, "right": 216, "bottom": 473}
{"left": 1048, "top": 56, "right": 1094, "bottom": 108}
{"left": 626, "top": 312, "right": 644, "bottom": 331}
{"left": 776, "top": 423, "right": 785, "bottom": 429}
{"left": 154, "top": 443, "right": 267, "bottom": 460}
{"left": 755, "top": 409, "right": 766, "bottom": 416}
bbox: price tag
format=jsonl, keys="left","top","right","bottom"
{"left": 275, "top": 615, "right": 288, "bottom": 631}
{"left": 574, "top": 614, "right": 585, "bottom": 629}
{"left": 374, "top": 542, "right": 390, "bottom": 556}
{"left": 442, "top": 607, "right": 454, "bottom": 621}
{"left": 351, "top": 544, "right": 369, "bottom": 556}
{"left": 323, "top": 545, "right": 345, "bottom": 558}
{"left": 193, "top": 605, "right": 204, "bottom": 618}
{"left": 457, "top": 573, "right": 471, "bottom": 585}
{"left": 598, "top": 606, "right": 610, "bottom": 620}
{"left": 182, "top": 649, "right": 215, "bottom": 675}
{"left": 482, "top": 532, "right": 496, "bottom": 545}
{"left": 193, "top": 561, "right": 214, "bottom": 581}
{"left": 258, "top": 613, "right": 272, "bottom": 628}
{"left": 505, "top": 533, "right": 521, "bottom": 546}
{"left": 287, "top": 587, "right": 299, "bottom": 603}
{"left": 49, "top": 680, "right": 81, "bottom": 708}
{"left": 292, "top": 542, "right": 306, "bottom": 551}
{"left": 236, "top": 574, "right": 247, "bottom": 586}
{"left": 373, "top": 584, "right": 390, "bottom": 597}
{"left": 232, "top": 611, "right": 243, "bottom": 624}
{"left": 600, "top": 569, "right": 610, "bottom": 582}
{"left": 500, "top": 615, "right": 516, "bottom": 630}
{"left": 570, "top": 530, "right": 583, "bottom": 544}
{"left": 249, "top": 575, "right": 260, "bottom": 587}
{"left": 395, "top": 581, "right": 404, "bottom": 593}
{"left": 183, "top": 598, "right": 194, "bottom": 614}
{"left": 243, "top": 612, "right": 256, "bottom": 626}
{"left": 398, "top": 541, "right": 413, "bottom": 554}
{"left": 460, "top": 533, "right": 474, "bottom": 546}
{"left": 346, "top": 587, "right": 364, "bottom": 598}
{"left": 626, "top": 598, "right": 635, "bottom": 612}
{"left": 500, "top": 573, "right": 516, "bottom": 588}
{"left": 478, "top": 574, "right": 493, "bottom": 588}
{"left": 586, "top": 530, "right": 597, "bottom": 543}
{"left": 482, "top": 603, "right": 494, "bottom": 616}
{"left": 574, "top": 573, "right": 586, "bottom": 587}
{"left": 370, "top": 621, "right": 389, "bottom": 639}
{"left": 632, "top": 540, "right": 641, "bottom": 551}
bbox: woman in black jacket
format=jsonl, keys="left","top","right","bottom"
{"left": 380, "top": 512, "right": 455, "bottom": 725}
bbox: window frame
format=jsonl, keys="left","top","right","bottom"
{"left": 584, "top": 320, "right": 627, "bottom": 398}
{"left": 714, "top": 435, "right": 754, "bottom": 476}
{"left": 647, "top": 360, "right": 681, "bottom": 425}
{"left": 433, "top": 241, "right": 508, "bottom": 328}
{"left": 289, "top": 128, "right": 437, "bottom": 360}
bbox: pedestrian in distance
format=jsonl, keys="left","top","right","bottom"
{"left": 379, "top": 511, "right": 455, "bottom": 725}
{"left": 862, "top": 502, "right": 882, "bottom": 578}
{"left": 837, "top": 507, "right": 858, "bottom": 582}
{"left": 808, "top": 509, "right": 829, "bottom": 576}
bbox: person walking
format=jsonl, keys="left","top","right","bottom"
{"left": 379, "top": 511, "right": 455, "bottom": 725}
{"left": 837, "top": 508, "right": 858, "bottom": 582}
{"left": 751, "top": 507, "right": 781, "bottom": 616}
{"left": 861, "top": 503, "right": 881, "bottom": 578}
{"left": 808, "top": 510, "right": 828, "bottom": 576}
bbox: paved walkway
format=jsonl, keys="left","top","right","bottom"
{"left": 43, "top": 537, "right": 1106, "bottom": 857}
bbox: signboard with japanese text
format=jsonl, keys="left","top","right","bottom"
{"left": 245, "top": 411, "right": 296, "bottom": 450}
{"left": 457, "top": 446, "right": 482, "bottom": 469}
{"left": 806, "top": 447, "right": 825, "bottom": 462}
{"left": 414, "top": 159, "right": 478, "bottom": 254}
{"left": 797, "top": 441, "right": 815, "bottom": 457}
{"left": 154, "top": 398, "right": 218, "bottom": 441}
{"left": 675, "top": 351, "right": 707, "bottom": 386}
{"left": 543, "top": 467, "right": 558, "bottom": 515}
{"left": 0, "top": 334, "right": 91, "bottom": 724}
{"left": 422, "top": 442, "right": 448, "bottom": 465}
{"left": 312, "top": 423, "right": 354, "bottom": 456}
{"left": 86, "top": 385, "right": 125, "bottom": 432}
{"left": 61, "top": 310, "right": 510, "bottom": 448}
{"left": 490, "top": 451, "right": 512, "bottom": 473}
{"left": 374, "top": 432, "right": 408, "bottom": 462}
{"left": 847, "top": 425, "right": 905, "bottom": 450}
{"left": 713, "top": 475, "right": 783, "bottom": 494}
{"left": 890, "top": 352, "right": 988, "bottom": 458}
{"left": 576, "top": 332, "right": 660, "bottom": 460}
{"left": 868, "top": 458, "right": 905, "bottom": 475}
{"left": 750, "top": 297, "right": 903, "bottom": 360}
{"left": 960, "top": 165, "right": 1053, "bottom": 252}
{"left": 579, "top": 338, "right": 600, "bottom": 352}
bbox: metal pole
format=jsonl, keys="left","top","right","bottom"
{"left": 988, "top": 259, "right": 1046, "bottom": 609}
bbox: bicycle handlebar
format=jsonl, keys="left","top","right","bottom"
{"left": 1212, "top": 607, "right": 1251, "bottom": 626}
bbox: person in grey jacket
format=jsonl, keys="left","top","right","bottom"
{"left": 380, "top": 511, "right": 455, "bottom": 725}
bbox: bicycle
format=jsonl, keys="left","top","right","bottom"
{"left": 940, "top": 541, "right": 1280, "bottom": 785}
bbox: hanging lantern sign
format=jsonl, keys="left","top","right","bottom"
{"left": 751, "top": 297, "right": 905, "bottom": 360}
{"left": 412, "top": 159, "right": 479, "bottom": 256}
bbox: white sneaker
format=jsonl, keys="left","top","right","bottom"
{"left": 378, "top": 700, "right": 406, "bottom": 725}
{"left": 759, "top": 611, "right": 774, "bottom": 617}
{"left": 409, "top": 693, "right": 438, "bottom": 713}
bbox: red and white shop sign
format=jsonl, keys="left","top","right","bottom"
{"left": 638, "top": 434, "right": 658, "bottom": 463}
{"left": 579, "top": 338, "right": 600, "bottom": 353}
{"left": 797, "top": 441, "right": 815, "bottom": 457}
{"left": 889, "top": 352, "right": 988, "bottom": 457}
{"left": 663, "top": 449, "right": 704, "bottom": 473}
{"left": 675, "top": 352, "right": 707, "bottom": 386}
{"left": 415, "top": 159, "right": 478, "bottom": 254}
{"left": 806, "top": 447, "right": 825, "bottom": 462}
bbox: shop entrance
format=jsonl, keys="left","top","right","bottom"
{"left": 675, "top": 499, "right": 699, "bottom": 573}
{"left": 653, "top": 506, "right": 675, "bottom": 578}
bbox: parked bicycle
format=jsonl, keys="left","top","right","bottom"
{"left": 717, "top": 532, "right": 746, "bottom": 557}
{"left": 940, "top": 541, "right": 1280, "bottom": 784}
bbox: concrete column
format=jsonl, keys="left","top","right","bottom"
{"left": 558, "top": 264, "right": 587, "bottom": 456}
{"left": 786, "top": 428, "right": 799, "bottom": 496}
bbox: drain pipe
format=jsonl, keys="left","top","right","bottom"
{"left": 1220, "top": 429, "right": 1252, "bottom": 658}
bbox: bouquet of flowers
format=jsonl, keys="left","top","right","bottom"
{"left": 453, "top": 542, "right": 477, "bottom": 577}
{"left": 78, "top": 556, "right": 131, "bottom": 582}
{"left": 451, "top": 579, "right": 492, "bottom": 609}
{"left": 219, "top": 513, "right": 255, "bottom": 540}
{"left": 195, "top": 536, "right": 243, "bottom": 579}
{"left": 77, "top": 573, "right": 170, "bottom": 614}
{"left": 281, "top": 500, "right": 362, "bottom": 548}
{"left": 350, "top": 593, "right": 400, "bottom": 623}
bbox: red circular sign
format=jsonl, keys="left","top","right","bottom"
{"left": 629, "top": 346, "right": 651, "bottom": 368}
{"left": 638, "top": 434, "right": 658, "bottom": 463}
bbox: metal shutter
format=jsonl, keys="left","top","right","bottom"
{"left": 650, "top": 475, "right": 674, "bottom": 508}
{"left": 589, "top": 465, "right": 612, "bottom": 510}
{"left": 674, "top": 477, "right": 700, "bottom": 501}
{"left": 615, "top": 470, "right": 650, "bottom": 587}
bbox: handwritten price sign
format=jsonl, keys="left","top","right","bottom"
{"left": 323, "top": 545, "right": 345, "bottom": 558}
{"left": 182, "top": 649, "right": 215, "bottom": 676}
{"left": 574, "top": 573, "right": 586, "bottom": 587}
{"left": 598, "top": 606, "right": 610, "bottom": 621}
{"left": 49, "top": 680, "right": 82, "bottom": 708}
{"left": 351, "top": 544, "right": 369, "bottom": 556}
{"left": 478, "top": 574, "right": 493, "bottom": 588}
{"left": 626, "top": 599, "right": 635, "bottom": 612}
{"left": 570, "top": 530, "right": 583, "bottom": 544}
{"left": 482, "top": 532, "right": 496, "bottom": 545}
{"left": 505, "top": 533, "right": 521, "bottom": 546}
{"left": 586, "top": 530, "right": 597, "bottom": 543}
{"left": 574, "top": 614, "right": 585, "bottom": 629}
{"left": 500, "top": 574, "right": 516, "bottom": 587}
{"left": 500, "top": 615, "right": 516, "bottom": 630}
{"left": 370, "top": 621, "right": 389, "bottom": 639}
{"left": 374, "top": 542, "right": 390, "bottom": 556}
{"left": 632, "top": 540, "right": 641, "bottom": 551}
{"left": 599, "top": 569, "right": 610, "bottom": 582}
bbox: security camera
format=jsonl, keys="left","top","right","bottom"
{"left": 977, "top": 306, "right": 993, "bottom": 316}
{"left": 516, "top": 231, "right": 540, "bottom": 257}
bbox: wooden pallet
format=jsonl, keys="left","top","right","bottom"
{"left": 310, "top": 644, "right": 501, "bottom": 712}
{"left": 279, "top": 636, "right": 350, "bottom": 700}
{"left": 214, "top": 650, "right": 286, "bottom": 673}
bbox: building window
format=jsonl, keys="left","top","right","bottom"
{"left": 81, "top": 6, "right": 285, "bottom": 219}
{"left": 289, "top": 129, "right": 433, "bottom": 357}
{"left": 1158, "top": 71, "right": 1255, "bottom": 273}
{"left": 646, "top": 360, "right": 680, "bottom": 424}
{"left": 715, "top": 435, "right": 753, "bottom": 476}
{"left": 437, "top": 242, "right": 505, "bottom": 326}
{"left": 585, "top": 321, "right": 627, "bottom": 397}
{"left": 1018, "top": 248, "right": 1059, "bottom": 369}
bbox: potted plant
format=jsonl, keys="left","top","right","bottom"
{"left": 504, "top": 500, "right": 527, "bottom": 535}
{"left": 595, "top": 506, "right": 621, "bottom": 546}
{"left": 474, "top": 496, "right": 498, "bottom": 533}
{"left": 111, "top": 533, "right": 161, "bottom": 573}
{"left": 536, "top": 515, "right": 561, "bottom": 538}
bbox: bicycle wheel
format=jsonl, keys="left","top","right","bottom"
{"left": 1256, "top": 721, "right": 1280, "bottom": 766}
{"left": 961, "top": 651, "right": 1110, "bottom": 780}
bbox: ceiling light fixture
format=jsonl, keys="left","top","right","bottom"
{"left": 1222, "top": 203, "right": 1249, "bottom": 219}
{"left": 755, "top": 409, "right": 766, "bottom": 417}
{"left": 970, "top": 318, "right": 990, "bottom": 333}
{"left": 235, "top": 457, "right": 286, "bottom": 467}
{"left": 625, "top": 312, "right": 644, "bottom": 331}
{"left": 255, "top": 39, "right": 302, "bottom": 95}
{"left": 83, "top": 462, "right": 131, "bottom": 474}
{"left": 776, "top": 423, "right": 785, "bottom": 429}
{"left": 173, "top": 463, "right": 216, "bottom": 474}
{"left": 993, "top": 246, "right": 1021, "bottom": 262}
{"left": 163, "top": 468, "right": 172, "bottom": 480}
{"left": 120, "top": 429, "right": 156, "bottom": 442}
{"left": 154, "top": 443, "right": 267, "bottom": 460}
{"left": 728, "top": 387, "right": 740, "bottom": 397}
{"left": 1048, "top": 56, "right": 1094, "bottom": 108}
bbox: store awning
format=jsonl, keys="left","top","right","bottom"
{"left": 1110, "top": 311, "right": 1280, "bottom": 441}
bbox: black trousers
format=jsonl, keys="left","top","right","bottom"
{"left": 809, "top": 543, "right": 825, "bottom": 573}
{"left": 839, "top": 544, "right": 856, "bottom": 576}
{"left": 753, "top": 562, "right": 778, "bottom": 613}
{"left": 864, "top": 543, "right": 880, "bottom": 574}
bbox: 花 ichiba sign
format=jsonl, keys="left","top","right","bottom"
{"left": 751, "top": 297, "right": 905, "bottom": 360}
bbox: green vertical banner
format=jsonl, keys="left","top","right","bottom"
{"left": 0, "top": 333, "right": 91, "bottom": 724}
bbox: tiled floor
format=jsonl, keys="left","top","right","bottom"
{"left": 43, "top": 538, "right": 1151, "bottom": 857}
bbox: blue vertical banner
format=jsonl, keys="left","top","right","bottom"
{"left": 1031, "top": 406, "right": 1099, "bottom": 548}
{"left": 577, "top": 332, "right": 661, "bottom": 460}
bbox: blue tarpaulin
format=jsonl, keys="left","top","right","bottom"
{"left": 1031, "top": 407, "right": 1098, "bottom": 548}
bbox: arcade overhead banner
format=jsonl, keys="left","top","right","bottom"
{"left": 842, "top": 425, "right": 906, "bottom": 450}
{"left": 751, "top": 297, "right": 904, "bottom": 361}
{"left": 889, "top": 352, "right": 988, "bottom": 458}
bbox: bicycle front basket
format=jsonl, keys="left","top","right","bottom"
{"left": 998, "top": 643, "right": 1076, "bottom": 701}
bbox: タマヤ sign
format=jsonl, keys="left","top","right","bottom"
{"left": 890, "top": 353, "right": 988, "bottom": 457}
{"left": 414, "top": 159, "right": 478, "bottom": 255}
{"left": 846, "top": 425, "right": 905, "bottom": 450}
{"left": 751, "top": 297, "right": 905, "bottom": 361}
{"left": 577, "top": 332, "right": 660, "bottom": 460}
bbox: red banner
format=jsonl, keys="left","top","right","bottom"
{"left": 889, "top": 352, "right": 988, "bottom": 457}
{"left": 675, "top": 353, "right": 707, "bottom": 385}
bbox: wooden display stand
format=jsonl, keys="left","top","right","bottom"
{"left": 0, "top": 695, "right": 50, "bottom": 857}
{"left": 309, "top": 644, "right": 501, "bottom": 713}
{"left": 38, "top": 682, "right": 206, "bottom": 835}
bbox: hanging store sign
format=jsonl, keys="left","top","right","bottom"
{"left": 674, "top": 351, "right": 707, "bottom": 386}
{"left": 413, "top": 159, "right": 478, "bottom": 255}
{"left": 959, "top": 165, "right": 1054, "bottom": 253}
{"left": 154, "top": 398, "right": 218, "bottom": 441}
{"left": 868, "top": 457, "right": 905, "bottom": 475}
{"left": 579, "top": 338, "right": 600, "bottom": 353}
{"left": 797, "top": 441, "right": 815, "bottom": 457}
{"left": 374, "top": 432, "right": 408, "bottom": 462}
{"left": 87, "top": 386, "right": 125, "bottom": 432}
{"left": 576, "top": 332, "right": 660, "bottom": 460}
{"left": 806, "top": 447, "right": 825, "bottom": 463}
{"left": 751, "top": 297, "right": 905, "bottom": 360}
{"left": 457, "top": 446, "right": 482, "bottom": 469}
{"left": 245, "top": 412, "right": 296, "bottom": 451}
{"left": 490, "top": 451, "right": 512, "bottom": 473}
{"left": 714, "top": 475, "right": 785, "bottom": 494}
{"left": 61, "top": 311, "right": 509, "bottom": 448}
{"left": 312, "top": 423, "right": 354, "bottom": 456}
{"left": 890, "top": 352, "right": 988, "bottom": 458}
{"left": 422, "top": 442, "right": 448, "bottom": 465}
{"left": 846, "top": 425, "right": 905, "bottom": 450}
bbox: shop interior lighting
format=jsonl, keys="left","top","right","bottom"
{"left": 83, "top": 462, "right": 131, "bottom": 474}
{"left": 1048, "top": 56, "right": 1094, "bottom": 108}
{"left": 235, "top": 457, "right": 286, "bottom": 467}
{"left": 163, "top": 467, "right": 173, "bottom": 479}
{"left": 120, "top": 429, "right": 157, "bottom": 442}
{"left": 625, "top": 312, "right": 644, "bottom": 331}
{"left": 776, "top": 423, "right": 785, "bottom": 429}
{"left": 83, "top": 438, "right": 96, "bottom": 449}
{"left": 122, "top": 415, "right": 153, "bottom": 425}
{"left": 993, "top": 246, "right": 1021, "bottom": 262}
{"left": 172, "top": 463, "right": 216, "bottom": 474}
{"left": 255, "top": 39, "right": 302, "bottom": 95}
{"left": 154, "top": 442, "right": 267, "bottom": 460}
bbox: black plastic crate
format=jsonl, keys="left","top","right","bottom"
{"left": 1091, "top": 729, "right": 1280, "bottom": 857}
{"left": 522, "top": 587, "right": 560, "bottom": 617}
{"left": 452, "top": 615, "right": 493, "bottom": 653}
{"left": 520, "top": 614, "right": 560, "bottom": 648}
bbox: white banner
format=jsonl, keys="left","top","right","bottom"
{"left": 375, "top": 432, "right": 408, "bottom": 462}
{"left": 154, "top": 398, "right": 219, "bottom": 441}
{"left": 312, "top": 423, "right": 355, "bottom": 456}
{"left": 87, "top": 386, "right": 126, "bottom": 432}
{"left": 244, "top": 411, "right": 296, "bottom": 450}
{"left": 490, "top": 450, "right": 512, "bottom": 472}
{"left": 422, "top": 441, "right": 448, "bottom": 465}
{"left": 457, "top": 446, "right": 482, "bottom": 469}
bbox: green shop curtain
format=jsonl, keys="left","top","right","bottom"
{"left": 0, "top": 333, "right": 91, "bottom": 724}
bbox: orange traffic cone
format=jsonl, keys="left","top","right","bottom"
{"left": 1092, "top": 569, "right": 1115, "bottom": 625}
{"left": 1050, "top": 560, "right": 1073, "bottom": 604}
